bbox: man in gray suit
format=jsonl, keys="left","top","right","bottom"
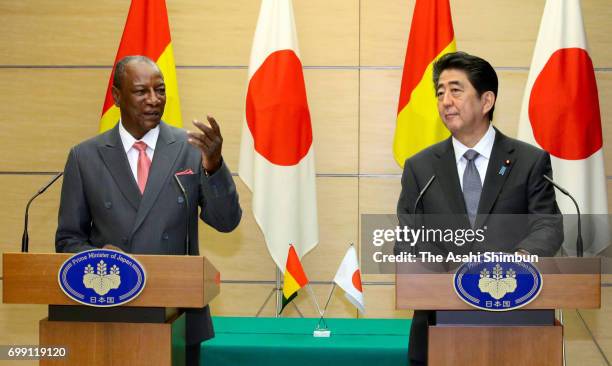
{"left": 56, "top": 55, "right": 241, "bottom": 365}
{"left": 396, "top": 52, "right": 563, "bottom": 365}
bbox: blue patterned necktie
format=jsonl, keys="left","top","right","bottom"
{"left": 463, "top": 149, "right": 482, "bottom": 227}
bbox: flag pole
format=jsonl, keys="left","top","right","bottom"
{"left": 275, "top": 267, "right": 282, "bottom": 317}
{"left": 306, "top": 284, "right": 323, "bottom": 316}
{"left": 321, "top": 282, "right": 336, "bottom": 318}
{"left": 316, "top": 282, "right": 336, "bottom": 329}
{"left": 306, "top": 284, "right": 328, "bottom": 330}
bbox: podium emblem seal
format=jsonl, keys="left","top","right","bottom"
{"left": 58, "top": 249, "right": 146, "bottom": 307}
{"left": 453, "top": 254, "right": 542, "bottom": 311}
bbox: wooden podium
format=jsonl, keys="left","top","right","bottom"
{"left": 396, "top": 257, "right": 601, "bottom": 366}
{"left": 3, "top": 252, "right": 220, "bottom": 366}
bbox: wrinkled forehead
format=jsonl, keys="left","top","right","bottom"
{"left": 122, "top": 61, "right": 164, "bottom": 87}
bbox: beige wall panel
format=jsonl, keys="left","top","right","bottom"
{"left": 361, "top": 0, "right": 611, "bottom": 68}
{"left": 359, "top": 284, "right": 412, "bottom": 319}
{"left": 168, "top": 1, "right": 259, "bottom": 66}
{"left": 0, "top": 1, "right": 127, "bottom": 65}
{"left": 1, "top": 1, "right": 609, "bottom": 67}
{"left": 0, "top": 282, "right": 45, "bottom": 366}
{"left": 301, "top": 178, "right": 358, "bottom": 281}
{"left": 359, "top": 178, "right": 400, "bottom": 282}
{"left": 563, "top": 309, "right": 610, "bottom": 366}
{"left": 0, "top": 176, "right": 62, "bottom": 275}
{"left": 208, "top": 283, "right": 276, "bottom": 317}
{"left": 359, "top": 177, "right": 401, "bottom": 215}
{"left": 0, "top": 69, "right": 104, "bottom": 171}
{"left": 0, "top": 284, "right": 46, "bottom": 346}
{"left": 0, "top": 0, "right": 358, "bottom": 67}
{"left": 492, "top": 71, "right": 526, "bottom": 138}
{"left": 180, "top": 69, "right": 358, "bottom": 174}
{"left": 198, "top": 178, "right": 274, "bottom": 282}
{"left": 174, "top": 0, "right": 359, "bottom": 66}
{"left": 359, "top": 69, "right": 402, "bottom": 175}
{"left": 292, "top": 0, "right": 359, "bottom": 66}
{"left": 608, "top": 180, "right": 612, "bottom": 213}
{"left": 581, "top": 0, "right": 612, "bottom": 69}
{"left": 598, "top": 73, "right": 612, "bottom": 175}
{"left": 451, "top": 1, "right": 544, "bottom": 68}
{"left": 200, "top": 177, "right": 357, "bottom": 281}
{"left": 305, "top": 70, "right": 359, "bottom": 174}
{"left": 577, "top": 287, "right": 612, "bottom": 356}
{"left": 359, "top": 0, "right": 412, "bottom": 67}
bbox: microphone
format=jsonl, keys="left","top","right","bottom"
{"left": 173, "top": 174, "right": 190, "bottom": 255}
{"left": 413, "top": 175, "right": 436, "bottom": 214}
{"left": 21, "top": 172, "right": 63, "bottom": 252}
{"left": 410, "top": 175, "right": 435, "bottom": 256}
{"left": 543, "top": 174, "right": 583, "bottom": 257}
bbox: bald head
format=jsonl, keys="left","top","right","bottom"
{"left": 113, "top": 56, "right": 162, "bottom": 89}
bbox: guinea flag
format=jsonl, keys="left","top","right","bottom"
{"left": 517, "top": 0, "right": 609, "bottom": 255}
{"left": 393, "top": 0, "right": 456, "bottom": 167}
{"left": 99, "top": 0, "right": 182, "bottom": 133}
{"left": 280, "top": 244, "right": 309, "bottom": 313}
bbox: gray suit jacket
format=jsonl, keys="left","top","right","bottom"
{"left": 396, "top": 127, "right": 563, "bottom": 257}
{"left": 56, "top": 121, "right": 242, "bottom": 254}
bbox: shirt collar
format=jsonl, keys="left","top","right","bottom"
{"left": 452, "top": 124, "right": 496, "bottom": 164}
{"left": 118, "top": 120, "right": 160, "bottom": 153}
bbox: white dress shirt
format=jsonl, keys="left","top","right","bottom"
{"left": 452, "top": 124, "right": 496, "bottom": 190}
{"left": 118, "top": 121, "right": 160, "bottom": 182}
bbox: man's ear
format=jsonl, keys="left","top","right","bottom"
{"left": 111, "top": 85, "right": 121, "bottom": 107}
{"left": 481, "top": 91, "right": 495, "bottom": 117}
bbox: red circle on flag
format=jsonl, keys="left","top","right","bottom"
{"left": 245, "top": 50, "right": 313, "bottom": 166}
{"left": 528, "top": 48, "right": 602, "bottom": 160}
{"left": 352, "top": 270, "right": 362, "bottom": 292}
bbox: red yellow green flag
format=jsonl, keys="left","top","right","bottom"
{"left": 393, "top": 0, "right": 456, "bottom": 167}
{"left": 280, "top": 244, "right": 309, "bottom": 313}
{"left": 99, "top": 0, "right": 182, "bottom": 133}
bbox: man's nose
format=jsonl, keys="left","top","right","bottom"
{"left": 440, "top": 91, "right": 452, "bottom": 106}
{"left": 146, "top": 89, "right": 161, "bottom": 105}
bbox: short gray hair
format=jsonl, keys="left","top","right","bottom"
{"left": 112, "top": 55, "right": 161, "bottom": 88}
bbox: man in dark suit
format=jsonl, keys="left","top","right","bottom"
{"left": 396, "top": 52, "right": 563, "bottom": 365}
{"left": 56, "top": 55, "right": 242, "bottom": 365}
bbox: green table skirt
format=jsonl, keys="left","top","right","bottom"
{"left": 201, "top": 317, "right": 411, "bottom": 366}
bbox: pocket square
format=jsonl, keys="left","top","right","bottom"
{"left": 176, "top": 169, "right": 194, "bottom": 176}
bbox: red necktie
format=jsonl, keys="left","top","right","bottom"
{"left": 133, "top": 141, "right": 151, "bottom": 194}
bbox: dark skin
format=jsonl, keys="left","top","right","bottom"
{"left": 187, "top": 116, "right": 222, "bottom": 174}
{"left": 104, "top": 60, "right": 223, "bottom": 250}
{"left": 111, "top": 60, "right": 223, "bottom": 173}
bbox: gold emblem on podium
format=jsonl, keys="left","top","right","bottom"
{"left": 83, "top": 260, "right": 121, "bottom": 296}
{"left": 478, "top": 263, "right": 517, "bottom": 300}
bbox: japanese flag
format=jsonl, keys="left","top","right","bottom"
{"left": 333, "top": 246, "right": 365, "bottom": 313}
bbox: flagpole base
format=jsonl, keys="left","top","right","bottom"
{"left": 313, "top": 329, "right": 331, "bottom": 338}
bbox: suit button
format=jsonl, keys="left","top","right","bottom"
{"left": 104, "top": 201, "right": 112, "bottom": 209}
{"left": 162, "top": 233, "right": 169, "bottom": 240}
{"left": 178, "top": 196, "right": 184, "bottom": 204}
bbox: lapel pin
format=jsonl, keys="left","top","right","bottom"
{"left": 498, "top": 160, "right": 511, "bottom": 176}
